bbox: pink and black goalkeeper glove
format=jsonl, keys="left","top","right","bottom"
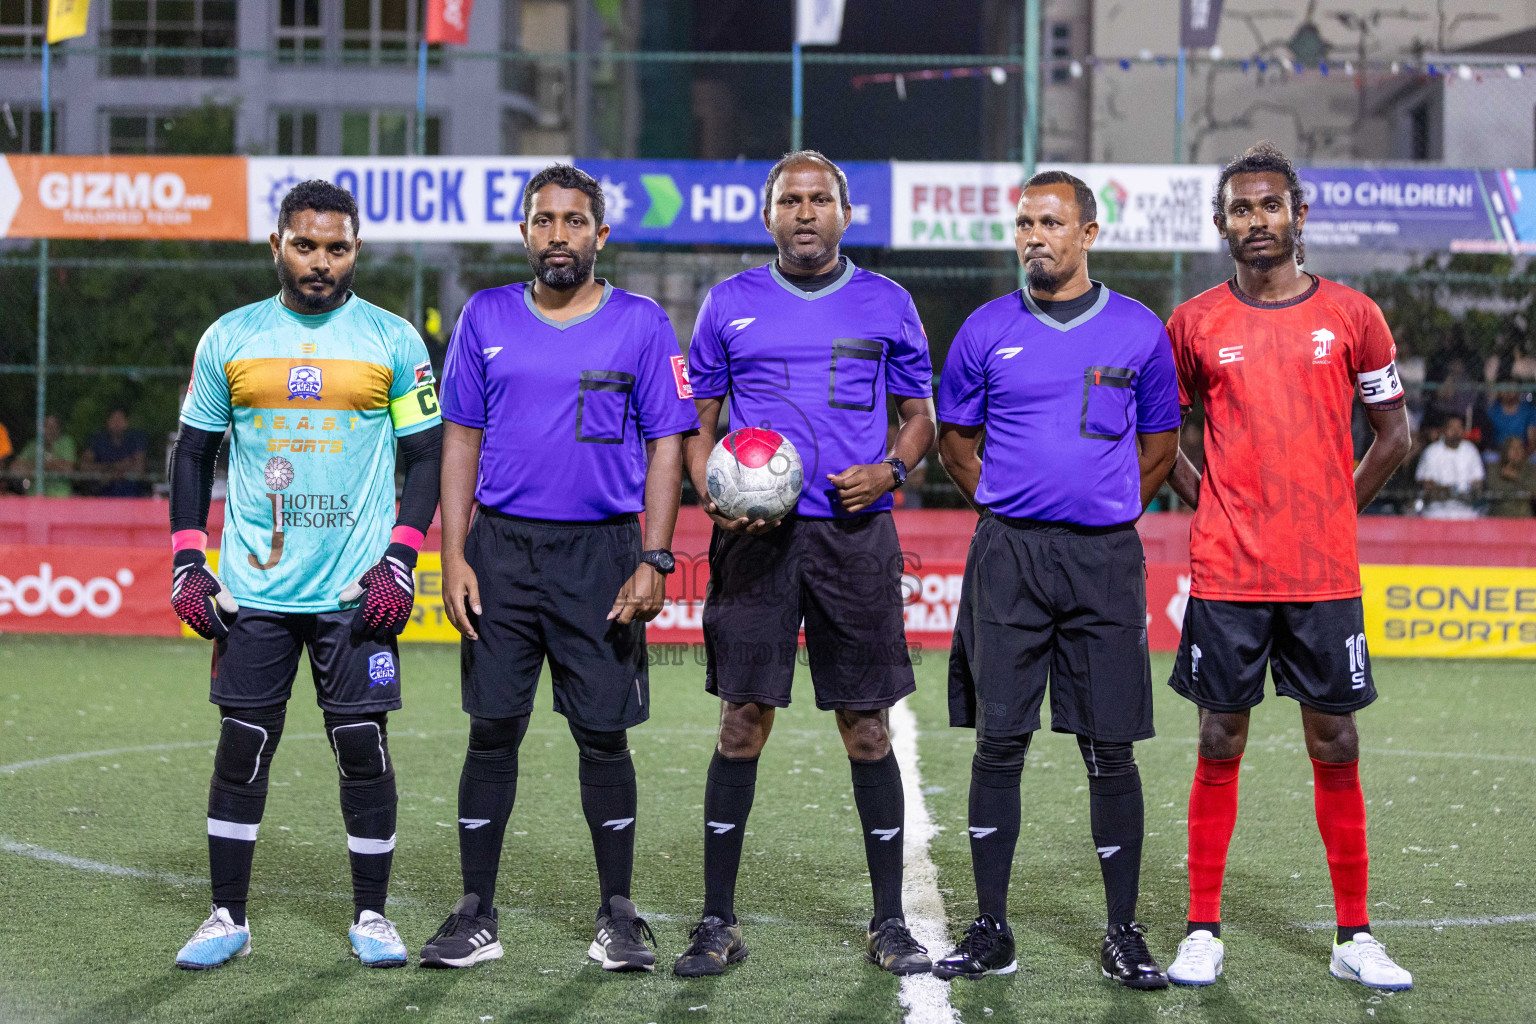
{"left": 171, "top": 548, "right": 240, "bottom": 641}
{"left": 338, "top": 542, "right": 417, "bottom": 642}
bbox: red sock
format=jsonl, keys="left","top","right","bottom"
{"left": 1312, "top": 757, "right": 1370, "bottom": 930}
{"left": 1186, "top": 753, "right": 1242, "bottom": 923}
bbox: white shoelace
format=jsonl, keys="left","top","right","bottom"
{"left": 190, "top": 910, "right": 244, "bottom": 943}
{"left": 1348, "top": 934, "right": 1398, "bottom": 969}
{"left": 353, "top": 914, "right": 403, "bottom": 946}
{"left": 1178, "top": 934, "right": 1219, "bottom": 968}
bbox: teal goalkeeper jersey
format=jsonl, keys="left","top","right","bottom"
{"left": 181, "top": 293, "right": 441, "bottom": 613}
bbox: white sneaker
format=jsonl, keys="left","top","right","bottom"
{"left": 349, "top": 910, "right": 408, "bottom": 968}
{"left": 1331, "top": 932, "right": 1412, "bottom": 990}
{"left": 1167, "top": 929, "right": 1224, "bottom": 986}
{"left": 175, "top": 905, "right": 252, "bottom": 970}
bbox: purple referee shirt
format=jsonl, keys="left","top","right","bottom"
{"left": 688, "top": 260, "right": 934, "bottom": 518}
{"left": 937, "top": 284, "right": 1181, "bottom": 527}
{"left": 439, "top": 281, "right": 699, "bottom": 520}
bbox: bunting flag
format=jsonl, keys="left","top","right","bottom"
{"left": 425, "top": 0, "right": 474, "bottom": 46}
{"left": 796, "top": 0, "right": 847, "bottom": 46}
{"left": 46, "top": 0, "right": 91, "bottom": 43}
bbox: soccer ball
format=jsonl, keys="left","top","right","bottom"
{"left": 706, "top": 428, "right": 803, "bottom": 523}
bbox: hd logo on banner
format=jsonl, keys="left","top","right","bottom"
{"left": 246, "top": 157, "right": 569, "bottom": 242}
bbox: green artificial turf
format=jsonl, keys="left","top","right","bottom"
{"left": 0, "top": 636, "right": 1530, "bottom": 1023}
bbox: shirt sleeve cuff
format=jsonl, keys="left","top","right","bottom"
{"left": 440, "top": 410, "right": 487, "bottom": 429}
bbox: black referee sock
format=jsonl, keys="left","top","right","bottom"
{"left": 851, "top": 750, "right": 905, "bottom": 923}
{"left": 1080, "top": 736, "right": 1145, "bottom": 928}
{"left": 703, "top": 751, "right": 759, "bottom": 923}
{"left": 573, "top": 726, "right": 638, "bottom": 918}
{"left": 457, "top": 715, "right": 529, "bottom": 909}
{"left": 970, "top": 734, "right": 1029, "bottom": 923}
{"left": 207, "top": 704, "right": 286, "bottom": 928}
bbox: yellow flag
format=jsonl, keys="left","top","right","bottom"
{"left": 46, "top": 0, "right": 91, "bottom": 43}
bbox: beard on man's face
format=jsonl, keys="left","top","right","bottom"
{"left": 277, "top": 258, "right": 353, "bottom": 311}
{"left": 1228, "top": 223, "right": 1299, "bottom": 272}
{"left": 529, "top": 242, "right": 597, "bottom": 290}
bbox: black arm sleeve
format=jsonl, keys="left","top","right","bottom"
{"left": 395, "top": 423, "right": 443, "bottom": 534}
{"left": 169, "top": 423, "right": 224, "bottom": 534}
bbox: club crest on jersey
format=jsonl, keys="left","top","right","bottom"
{"left": 1312, "top": 327, "right": 1335, "bottom": 362}
{"left": 367, "top": 652, "right": 397, "bottom": 686}
{"left": 287, "top": 365, "right": 323, "bottom": 401}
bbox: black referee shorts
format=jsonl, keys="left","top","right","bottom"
{"left": 948, "top": 513, "right": 1153, "bottom": 742}
{"left": 210, "top": 607, "right": 402, "bottom": 714}
{"left": 1168, "top": 596, "right": 1377, "bottom": 715}
{"left": 703, "top": 512, "right": 916, "bottom": 711}
{"left": 460, "top": 509, "right": 648, "bottom": 731}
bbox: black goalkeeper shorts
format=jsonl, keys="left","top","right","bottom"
{"left": 210, "top": 607, "right": 403, "bottom": 714}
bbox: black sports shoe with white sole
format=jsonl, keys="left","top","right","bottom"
{"left": 589, "top": 896, "right": 657, "bottom": 971}
{"left": 673, "top": 915, "right": 748, "bottom": 977}
{"left": 1101, "top": 922, "right": 1168, "bottom": 989}
{"left": 419, "top": 893, "right": 503, "bottom": 968}
{"left": 931, "top": 915, "right": 1017, "bottom": 980}
{"left": 866, "top": 917, "right": 932, "bottom": 975}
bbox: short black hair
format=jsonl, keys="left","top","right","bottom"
{"left": 277, "top": 179, "right": 360, "bottom": 236}
{"left": 522, "top": 163, "right": 605, "bottom": 224}
{"left": 1213, "top": 141, "right": 1306, "bottom": 227}
{"left": 763, "top": 150, "right": 850, "bottom": 213}
{"left": 1022, "top": 169, "right": 1096, "bottom": 224}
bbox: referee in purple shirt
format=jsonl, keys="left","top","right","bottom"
{"left": 421, "top": 165, "right": 698, "bottom": 973}
{"left": 672, "top": 151, "right": 937, "bottom": 978}
{"left": 932, "top": 171, "right": 1181, "bottom": 986}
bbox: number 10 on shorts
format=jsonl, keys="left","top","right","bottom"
{"left": 1346, "top": 633, "right": 1368, "bottom": 690}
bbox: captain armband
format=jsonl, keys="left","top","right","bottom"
{"left": 1358, "top": 361, "right": 1405, "bottom": 405}
{"left": 389, "top": 383, "right": 441, "bottom": 430}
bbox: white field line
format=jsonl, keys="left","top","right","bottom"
{"left": 889, "top": 697, "right": 960, "bottom": 1024}
{"left": 1301, "top": 912, "right": 1536, "bottom": 931}
{"left": 1, "top": 838, "right": 206, "bottom": 886}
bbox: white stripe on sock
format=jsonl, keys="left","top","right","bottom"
{"left": 347, "top": 833, "right": 397, "bottom": 855}
{"left": 207, "top": 818, "right": 259, "bottom": 841}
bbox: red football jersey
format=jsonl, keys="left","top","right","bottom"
{"left": 1168, "top": 275, "right": 1403, "bottom": 601}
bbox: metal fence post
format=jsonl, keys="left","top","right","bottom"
{"left": 34, "top": 39, "right": 50, "bottom": 496}
{"left": 1019, "top": 0, "right": 1040, "bottom": 290}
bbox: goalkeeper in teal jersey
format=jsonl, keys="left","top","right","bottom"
{"left": 167, "top": 180, "right": 442, "bottom": 970}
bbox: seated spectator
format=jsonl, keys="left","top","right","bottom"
{"left": 1485, "top": 382, "right": 1536, "bottom": 452}
{"left": 0, "top": 417, "right": 11, "bottom": 468}
{"left": 81, "top": 407, "right": 150, "bottom": 497}
{"left": 1430, "top": 357, "right": 1479, "bottom": 426}
{"left": 1416, "top": 412, "right": 1484, "bottom": 519}
{"left": 14, "top": 414, "right": 77, "bottom": 496}
{"left": 1488, "top": 437, "right": 1536, "bottom": 518}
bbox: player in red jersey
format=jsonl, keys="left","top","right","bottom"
{"left": 1163, "top": 143, "right": 1414, "bottom": 990}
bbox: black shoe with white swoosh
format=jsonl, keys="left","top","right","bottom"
{"left": 589, "top": 896, "right": 657, "bottom": 971}
{"left": 419, "top": 893, "right": 503, "bottom": 968}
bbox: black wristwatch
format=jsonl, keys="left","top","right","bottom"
{"left": 883, "top": 457, "right": 908, "bottom": 488}
{"left": 640, "top": 549, "right": 676, "bottom": 575}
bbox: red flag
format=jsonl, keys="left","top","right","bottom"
{"left": 425, "top": 0, "right": 473, "bottom": 45}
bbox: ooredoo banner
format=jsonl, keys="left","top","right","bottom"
{"left": 0, "top": 155, "right": 247, "bottom": 240}
{"left": 0, "top": 545, "right": 180, "bottom": 636}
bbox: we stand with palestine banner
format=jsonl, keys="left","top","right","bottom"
{"left": 10, "top": 154, "right": 1536, "bottom": 251}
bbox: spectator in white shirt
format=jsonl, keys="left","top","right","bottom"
{"left": 1417, "top": 413, "right": 1484, "bottom": 519}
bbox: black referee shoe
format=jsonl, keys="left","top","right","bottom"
{"left": 589, "top": 896, "right": 657, "bottom": 972}
{"left": 866, "top": 917, "right": 932, "bottom": 975}
{"left": 1101, "top": 922, "right": 1169, "bottom": 989}
{"left": 932, "top": 915, "right": 1017, "bottom": 980}
{"left": 673, "top": 915, "right": 748, "bottom": 977}
{"left": 419, "top": 894, "right": 503, "bottom": 969}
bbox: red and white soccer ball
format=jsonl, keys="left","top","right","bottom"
{"left": 706, "top": 427, "right": 804, "bottom": 523}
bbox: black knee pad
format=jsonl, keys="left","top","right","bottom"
{"left": 214, "top": 704, "right": 286, "bottom": 789}
{"left": 1077, "top": 736, "right": 1140, "bottom": 794}
{"left": 468, "top": 714, "right": 530, "bottom": 759}
{"left": 325, "top": 711, "right": 392, "bottom": 781}
{"left": 973, "top": 732, "right": 1031, "bottom": 787}
{"left": 570, "top": 722, "right": 633, "bottom": 787}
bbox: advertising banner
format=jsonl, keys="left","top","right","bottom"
{"left": 0, "top": 156, "right": 248, "bottom": 240}
{"left": 1299, "top": 167, "right": 1509, "bottom": 251}
{"left": 246, "top": 157, "right": 567, "bottom": 242}
{"left": 577, "top": 159, "right": 891, "bottom": 247}
{"left": 891, "top": 161, "right": 1222, "bottom": 251}
{"left": 1362, "top": 564, "right": 1536, "bottom": 658}
{"left": 0, "top": 545, "right": 180, "bottom": 636}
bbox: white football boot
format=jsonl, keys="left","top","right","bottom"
{"left": 1166, "top": 928, "right": 1224, "bottom": 986}
{"left": 1331, "top": 932, "right": 1413, "bottom": 990}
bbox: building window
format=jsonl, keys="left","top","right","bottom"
{"left": 1049, "top": 21, "right": 1072, "bottom": 83}
{"left": 108, "top": 0, "right": 238, "bottom": 78}
{"left": 105, "top": 105, "right": 236, "bottom": 154}
{"left": 1409, "top": 104, "right": 1430, "bottom": 161}
{"left": 341, "top": 0, "right": 441, "bottom": 67}
{"left": 275, "top": 109, "right": 319, "bottom": 155}
{"left": 276, "top": 0, "right": 324, "bottom": 65}
{"left": 0, "top": 0, "right": 46, "bottom": 61}
{"left": 1, "top": 106, "right": 56, "bottom": 152}
{"left": 341, "top": 109, "right": 441, "bottom": 155}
